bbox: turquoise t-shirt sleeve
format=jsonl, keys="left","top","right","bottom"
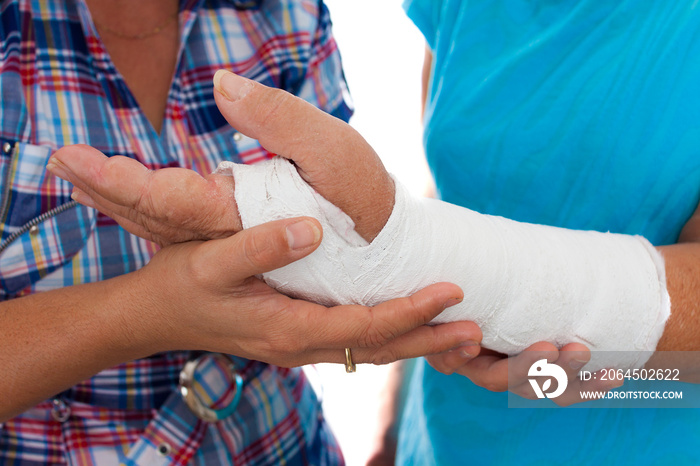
{"left": 402, "top": 0, "right": 441, "bottom": 49}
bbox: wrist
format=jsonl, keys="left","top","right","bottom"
{"left": 100, "top": 267, "right": 174, "bottom": 359}
{"left": 205, "top": 172, "right": 242, "bottom": 237}
{"left": 359, "top": 174, "right": 395, "bottom": 242}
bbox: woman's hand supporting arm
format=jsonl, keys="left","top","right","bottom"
{"left": 1, "top": 215, "right": 476, "bottom": 422}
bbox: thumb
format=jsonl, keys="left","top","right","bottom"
{"left": 198, "top": 217, "right": 323, "bottom": 280}
{"left": 212, "top": 70, "right": 394, "bottom": 241}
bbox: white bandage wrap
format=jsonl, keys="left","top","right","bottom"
{"left": 217, "top": 158, "right": 671, "bottom": 370}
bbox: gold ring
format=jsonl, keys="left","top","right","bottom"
{"left": 344, "top": 348, "right": 356, "bottom": 373}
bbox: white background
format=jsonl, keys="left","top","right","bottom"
{"left": 310, "top": 1, "right": 431, "bottom": 465}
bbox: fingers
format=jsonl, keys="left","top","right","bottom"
{"left": 50, "top": 146, "right": 215, "bottom": 223}
{"left": 71, "top": 187, "right": 163, "bottom": 242}
{"left": 48, "top": 145, "right": 242, "bottom": 244}
{"left": 448, "top": 341, "right": 623, "bottom": 406}
{"left": 49, "top": 145, "right": 152, "bottom": 209}
{"left": 270, "top": 282, "right": 471, "bottom": 366}
{"left": 213, "top": 70, "right": 346, "bottom": 163}
{"left": 350, "top": 320, "right": 481, "bottom": 366}
{"left": 307, "top": 320, "right": 480, "bottom": 367}
{"left": 212, "top": 70, "right": 394, "bottom": 241}
{"left": 425, "top": 342, "right": 481, "bottom": 375}
{"left": 308, "top": 282, "right": 464, "bottom": 349}
{"left": 555, "top": 342, "right": 590, "bottom": 381}
{"left": 547, "top": 344, "right": 622, "bottom": 406}
{"left": 454, "top": 342, "right": 557, "bottom": 393}
{"left": 192, "top": 217, "right": 323, "bottom": 285}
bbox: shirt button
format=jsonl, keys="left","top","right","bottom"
{"left": 157, "top": 442, "right": 172, "bottom": 457}
{"left": 50, "top": 398, "right": 71, "bottom": 422}
{"left": 232, "top": 132, "right": 243, "bottom": 142}
{"left": 2, "top": 142, "right": 12, "bottom": 154}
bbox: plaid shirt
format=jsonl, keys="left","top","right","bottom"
{"left": 0, "top": 0, "right": 351, "bottom": 464}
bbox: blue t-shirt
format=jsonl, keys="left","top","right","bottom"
{"left": 399, "top": 0, "right": 700, "bottom": 464}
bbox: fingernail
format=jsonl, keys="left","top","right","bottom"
{"left": 444, "top": 297, "right": 463, "bottom": 309}
{"left": 449, "top": 342, "right": 479, "bottom": 359}
{"left": 569, "top": 359, "right": 588, "bottom": 371}
{"left": 46, "top": 158, "right": 70, "bottom": 180}
{"left": 461, "top": 341, "right": 480, "bottom": 358}
{"left": 459, "top": 344, "right": 479, "bottom": 359}
{"left": 71, "top": 189, "right": 96, "bottom": 208}
{"left": 213, "top": 70, "right": 254, "bottom": 102}
{"left": 286, "top": 220, "right": 321, "bottom": 250}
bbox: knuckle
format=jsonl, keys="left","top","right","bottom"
{"left": 184, "top": 245, "right": 212, "bottom": 286}
{"left": 431, "top": 336, "right": 459, "bottom": 356}
{"left": 260, "top": 307, "right": 308, "bottom": 357}
{"left": 292, "top": 334, "right": 311, "bottom": 354}
{"left": 254, "top": 91, "right": 308, "bottom": 151}
{"left": 101, "top": 154, "right": 123, "bottom": 174}
{"left": 443, "top": 358, "right": 464, "bottom": 373}
{"left": 359, "top": 327, "right": 393, "bottom": 349}
{"left": 426, "top": 356, "right": 454, "bottom": 375}
{"left": 357, "top": 311, "right": 402, "bottom": 348}
{"left": 252, "top": 333, "right": 290, "bottom": 362}
{"left": 137, "top": 170, "right": 158, "bottom": 213}
{"left": 241, "top": 230, "right": 280, "bottom": 270}
{"left": 370, "top": 349, "right": 398, "bottom": 366}
{"left": 402, "top": 294, "right": 430, "bottom": 326}
{"left": 270, "top": 341, "right": 294, "bottom": 360}
{"left": 278, "top": 335, "right": 302, "bottom": 355}
{"left": 256, "top": 90, "right": 291, "bottom": 129}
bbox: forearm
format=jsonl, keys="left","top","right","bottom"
{"left": 656, "top": 243, "right": 700, "bottom": 352}
{"left": 0, "top": 272, "right": 158, "bottom": 421}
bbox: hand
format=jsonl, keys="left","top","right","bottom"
{"left": 132, "top": 215, "right": 481, "bottom": 366}
{"left": 48, "top": 146, "right": 241, "bottom": 246}
{"left": 426, "top": 342, "right": 623, "bottom": 406}
{"left": 48, "top": 70, "right": 394, "bottom": 245}
{"left": 212, "top": 69, "right": 394, "bottom": 241}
